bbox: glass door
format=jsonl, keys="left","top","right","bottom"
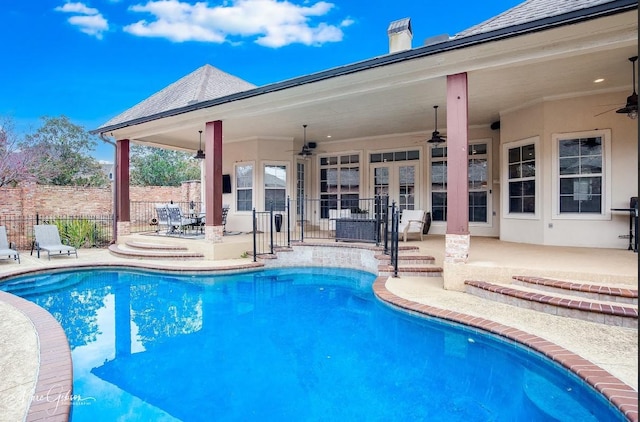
{"left": 371, "top": 162, "right": 419, "bottom": 211}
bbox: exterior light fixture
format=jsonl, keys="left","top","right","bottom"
{"left": 194, "top": 130, "right": 205, "bottom": 159}
{"left": 616, "top": 56, "right": 638, "bottom": 120}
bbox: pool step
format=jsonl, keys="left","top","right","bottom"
{"left": 464, "top": 277, "right": 638, "bottom": 328}
{"left": 108, "top": 243, "right": 204, "bottom": 260}
{"left": 378, "top": 264, "right": 443, "bottom": 278}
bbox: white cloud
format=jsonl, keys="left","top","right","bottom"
{"left": 124, "top": 0, "right": 348, "bottom": 47}
{"left": 55, "top": 2, "right": 109, "bottom": 39}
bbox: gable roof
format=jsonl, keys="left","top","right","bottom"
{"left": 100, "top": 64, "right": 256, "bottom": 128}
{"left": 455, "top": 0, "right": 619, "bottom": 38}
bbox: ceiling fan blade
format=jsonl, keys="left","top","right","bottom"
{"left": 594, "top": 106, "right": 621, "bottom": 117}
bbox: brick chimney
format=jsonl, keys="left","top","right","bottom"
{"left": 387, "top": 18, "right": 412, "bottom": 53}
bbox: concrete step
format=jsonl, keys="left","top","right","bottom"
{"left": 108, "top": 244, "right": 204, "bottom": 260}
{"left": 124, "top": 241, "right": 189, "bottom": 251}
{"left": 464, "top": 279, "right": 638, "bottom": 328}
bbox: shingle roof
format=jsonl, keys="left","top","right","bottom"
{"left": 455, "top": 0, "right": 616, "bottom": 38}
{"left": 100, "top": 64, "right": 256, "bottom": 128}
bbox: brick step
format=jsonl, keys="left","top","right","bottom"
{"left": 464, "top": 280, "right": 638, "bottom": 328}
{"left": 375, "top": 254, "right": 436, "bottom": 265}
{"left": 124, "top": 241, "right": 189, "bottom": 251}
{"left": 378, "top": 264, "right": 443, "bottom": 278}
{"left": 108, "top": 244, "right": 204, "bottom": 260}
{"left": 512, "top": 275, "right": 638, "bottom": 305}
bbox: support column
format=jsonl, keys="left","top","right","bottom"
{"left": 444, "top": 73, "right": 470, "bottom": 291}
{"left": 204, "top": 120, "right": 224, "bottom": 242}
{"left": 116, "top": 139, "right": 130, "bottom": 237}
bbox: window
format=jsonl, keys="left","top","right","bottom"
{"left": 320, "top": 154, "right": 359, "bottom": 218}
{"left": 430, "top": 146, "right": 447, "bottom": 221}
{"left": 429, "top": 142, "right": 491, "bottom": 223}
{"left": 553, "top": 129, "right": 610, "bottom": 218}
{"left": 264, "top": 164, "right": 287, "bottom": 211}
{"left": 235, "top": 163, "right": 253, "bottom": 212}
{"left": 468, "top": 143, "right": 489, "bottom": 222}
{"left": 296, "top": 161, "right": 305, "bottom": 216}
{"left": 507, "top": 142, "right": 536, "bottom": 214}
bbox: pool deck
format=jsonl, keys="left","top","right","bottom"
{"left": 0, "top": 235, "right": 637, "bottom": 421}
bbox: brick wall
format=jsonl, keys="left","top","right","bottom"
{"left": 0, "top": 183, "right": 198, "bottom": 216}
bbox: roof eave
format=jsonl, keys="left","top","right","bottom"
{"left": 90, "top": 0, "right": 638, "bottom": 135}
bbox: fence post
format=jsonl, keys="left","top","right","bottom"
{"left": 300, "top": 197, "right": 305, "bottom": 241}
{"left": 269, "top": 205, "right": 274, "bottom": 255}
{"left": 252, "top": 208, "right": 257, "bottom": 262}
{"left": 286, "top": 196, "right": 291, "bottom": 247}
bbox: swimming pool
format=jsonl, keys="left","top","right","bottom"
{"left": 1, "top": 267, "right": 625, "bottom": 421}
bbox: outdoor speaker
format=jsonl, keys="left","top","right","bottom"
{"left": 222, "top": 174, "right": 232, "bottom": 193}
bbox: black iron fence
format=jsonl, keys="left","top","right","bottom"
{"left": 0, "top": 214, "right": 114, "bottom": 250}
{"left": 252, "top": 195, "right": 399, "bottom": 271}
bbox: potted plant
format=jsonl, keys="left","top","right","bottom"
{"left": 351, "top": 207, "right": 369, "bottom": 219}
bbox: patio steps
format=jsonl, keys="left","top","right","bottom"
{"left": 464, "top": 276, "right": 638, "bottom": 328}
{"left": 108, "top": 241, "right": 204, "bottom": 260}
{"left": 375, "top": 247, "right": 443, "bottom": 278}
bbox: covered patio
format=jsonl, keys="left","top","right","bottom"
{"left": 91, "top": 0, "right": 638, "bottom": 291}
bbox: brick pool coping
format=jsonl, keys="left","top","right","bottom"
{"left": 372, "top": 277, "right": 639, "bottom": 422}
{"left": 0, "top": 291, "right": 73, "bottom": 421}
{"left": 1, "top": 261, "right": 637, "bottom": 421}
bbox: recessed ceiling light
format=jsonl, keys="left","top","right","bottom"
{"left": 326, "top": 135, "right": 332, "bottom": 138}
{"left": 593, "top": 78, "right": 605, "bottom": 83}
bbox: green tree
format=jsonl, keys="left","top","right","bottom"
{"left": 23, "top": 115, "right": 108, "bottom": 187}
{"left": 130, "top": 145, "right": 200, "bottom": 186}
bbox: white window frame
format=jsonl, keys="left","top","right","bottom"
{"left": 318, "top": 152, "right": 362, "bottom": 218}
{"left": 263, "top": 162, "right": 288, "bottom": 212}
{"left": 428, "top": 139, "right": 492, "bottom": 225}
{"left": 468, "top": 139, "right": 492, "bottom": 227}
{"left": 551, "top": 129, "right": 611, "bottom": 220}
{"left": 234, "top": 161, "right": 254, "bottom": 213}
{"left": 502, "top": 136, "right": 540, "bottom": 220}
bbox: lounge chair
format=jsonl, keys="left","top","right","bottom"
{"left": 33, "top": 225, "right": 78, "bottom": 260}
{"left": 0, "top": 226, "right": 20, "bottom": 263}
{"left": 397, "top": 209, "right": 427, "bottom": 242}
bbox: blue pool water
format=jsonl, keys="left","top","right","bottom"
{"left": 1, "top": 267, "right": 624, "bottom": 421}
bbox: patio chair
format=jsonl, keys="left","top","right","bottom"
{"left": 33, "top": 225, "right": 78, "bottom": 260}
{"left": 199, "top": 204, "right": 230, "bottom": 233}
{"left": 166, "top": 204, "right": 197, "bottom": 235}
{"left": 0, "top": 226, "right": 20, "bottom": 263}
{"left": 397, "top": 209, "right": 427, "bottom": 242}
{"left": 154, "top": 204, "right": 172, "bottom": 234}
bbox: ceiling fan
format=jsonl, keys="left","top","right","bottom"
{"left": 595, "top": 56, "right": 638, "bottom": 118}
{"left": 616, "top": 55, "right": 638, "bottom": 119}
{"left": 297, "top": 124, "right": 316, "bottom": 158}
{"left": 427, "top": 105, "right": 446, "bottom": 144}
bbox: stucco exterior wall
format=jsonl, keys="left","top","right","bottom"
{"left": 499, "top": 92, "right": 637, "bottom": 248}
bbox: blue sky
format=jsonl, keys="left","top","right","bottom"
{"left": 1, "top": 0, "right": 523, "bottom": 161}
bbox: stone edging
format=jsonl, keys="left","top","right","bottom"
{"left": 0, "top": 291, "right": 73, "bottom": 421}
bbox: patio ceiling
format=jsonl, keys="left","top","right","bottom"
{"left": 104, "top": 10, "right": 637, "bottom": 153}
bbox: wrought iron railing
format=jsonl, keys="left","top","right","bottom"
{"left": 252, "top": 195, "right": 398, "bottom": 269}
{"left": 0, "top": 214, "right": 114, "bottom": 250}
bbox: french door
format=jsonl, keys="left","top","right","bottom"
{"left": 371, "top": 162, "right": 419, "bottom": 211}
